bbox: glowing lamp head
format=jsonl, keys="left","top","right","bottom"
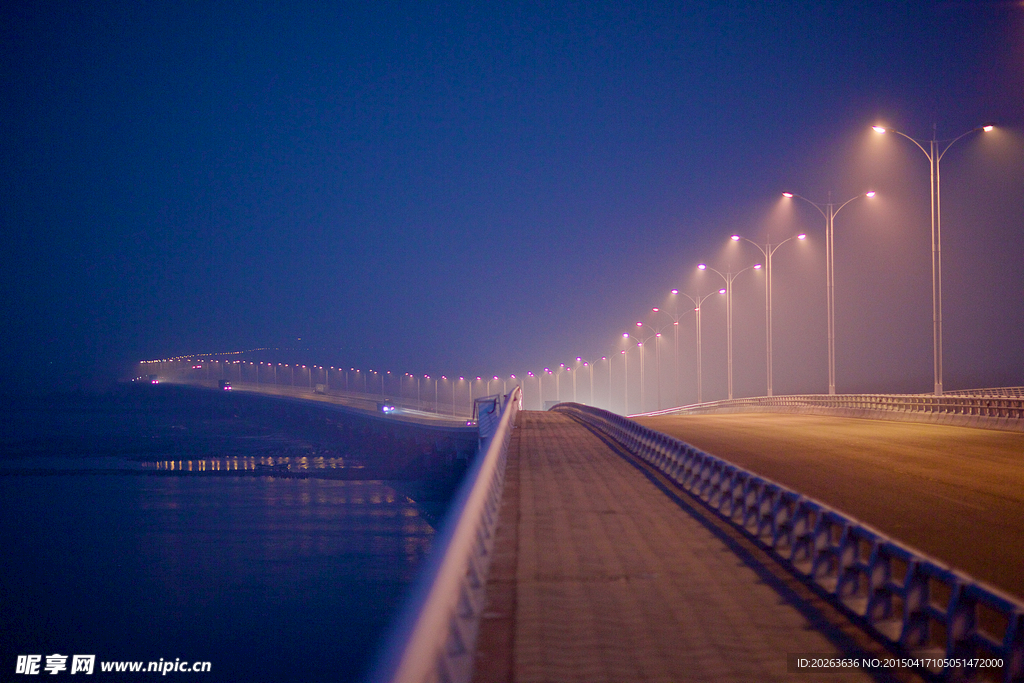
{"left": 782, "top": 192, "right": 793, "bottom": 198}
{"left": 636, "top": 321, "right": 642, "bottom": 327}
{"left": 698, "top": 264, "right": 706, "bottom": 270}
{"left": 866, "top": 191, "right": 876, "bottom": 198}
{"left": 983, "top": 125, "right": 994, "bottom": 132}
{"left": 623, "top": 333, "right": 629, "bottom": 338}
{"left": 754, "top": 264, "right": 762, "bottom": 269}
{"left": 718, "top": 288, "right": 726, "bottom": 294}
{"left": 872, "top": 126, "right": 886, "bottom": 133}
{"left": 652, "top": 307, "right": 659, "bottom": 312}
{"left": 731, "top": 235, "right": 740, "bottom": 241}
{"left": 797, "top": 234, "right": 807, "bottom": 240}
{"left": 671, "top": 289, "right": 678, "bottom": 294}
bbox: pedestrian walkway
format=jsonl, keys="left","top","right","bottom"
{"left": 472, "top": 411, "right": 900, "bottom": 683}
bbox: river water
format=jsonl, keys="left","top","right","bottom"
{"left": 0, "top": 388, "right": 450, "bottom": 682}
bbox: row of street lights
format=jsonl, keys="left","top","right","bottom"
{"left": 148, "top": 123, "right": 995, "bottom": 408}
{"left": 601, "top": 122, "right": 994, "bottom": 407}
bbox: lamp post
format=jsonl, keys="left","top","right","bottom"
{"left": 619, "top": 348, "right": 629, "bottom": 415}
{"left": 872, "top": 123, "right": 993, "bottom": 395}
{"left": 783, "top": 190, "right": 875, "bottom": 395}
{"left": 575, "top": 357, "right": 600, "bottom": 406}
{"left": 653, "top": 296, "right": 689, "bottom": 408}
{"left": 731, "top": 233, "right": 806, "bottom": 397}
{"left": 623, "top": 327, "right": 656, "bottom": 412}
{"left": 696, "top": 262, "right": 762, "bottom": 400}
{"left": 636, "top": 323, "right": 667, "bottom": 410}
{"left": 678, "top": 290, "right": 725, "bottom": 404}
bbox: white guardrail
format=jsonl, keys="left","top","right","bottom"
{"left": 367, "top": 387, "right": 522, "bottom": 683}
{"left": 553, "top": 402, "right": 1024, "bottom": 683}
{"left": 638, "top": 389, "right": 1024, "bottom": 432}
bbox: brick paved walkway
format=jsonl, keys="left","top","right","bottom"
{"left": 472, "top": 411, "right": 906, "bottom": 683}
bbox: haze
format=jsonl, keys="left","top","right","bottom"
{"left": 3, "top": 2, "right": 1022, "bottom": 400}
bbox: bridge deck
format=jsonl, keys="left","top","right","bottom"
{"left": 636, "top": 413, "right": 1024, "bottom": 599}
{"left": 473, "top": 411, "right": 895, "bottom": 683}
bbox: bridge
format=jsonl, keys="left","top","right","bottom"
{"left": 136, "top": 362, "right": 1024, "bottom": 681}
{"left": 368, "top": 388, "right": 1024, "bottom": 683}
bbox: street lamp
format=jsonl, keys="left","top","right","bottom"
{"left": 619, "top": 347, "right": 630, "bottom": 415}
{"left": 575, "top": 357, "right": 600, "bottom": 406}
{"left": 624, "top": 326, "right": 658, "bottom": 412}
{"left": 677, "top": 290, "right": 725, "bottom": 404}
{"left": 731, "top": 232, "right": 806, "bottom": 397}
{"left": 872, "top": 123, "right": 993, "bottom": 395}
{"left": 697, "top": 261, "right": 762, "bottom": 399}
{"left": 783, "top": 190, "right": 874, "bottom": 395}
{"left": 653, "top": 293, "right": 691, "bottom": 408}
{"left": 636, "top": 323, "right": 668, "bottom": 410}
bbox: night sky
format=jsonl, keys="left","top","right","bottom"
{"left": 3, "top": 1, "right": 1023, "bottom": 400}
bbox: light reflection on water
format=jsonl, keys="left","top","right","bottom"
{"left": 139, "top": 455, "right": 359, "bottom": 472}
{"left": 1, "top": 473, "right": 437, "bottom": 683}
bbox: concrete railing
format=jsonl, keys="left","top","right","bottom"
{"left": 554, "top": 402, "right": 1024, "bottom": 683}
{"left": 638, "top": 391, "right": 1024, "bottom": 432}
{"left": 367, "top": 386, "right": 522, "bottom": 683}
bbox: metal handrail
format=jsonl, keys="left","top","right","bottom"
{"left": 553, "top": 402, "right": 1024, "bottom": 683}
{"left": 637, "top": 392, "right": 1024, "bottom": 430}
{"left": 367, "top": 386, "right": 522, "bottom": 683}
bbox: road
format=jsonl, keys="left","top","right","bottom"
{"left": 167, "top": 379, "right": 472, "bottom": 427}
{"left": 633, "top": 413, "right": 1024, "bottom": 600}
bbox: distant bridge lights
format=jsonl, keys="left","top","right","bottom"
{"left": 783, "top": 190, "right": 876, "bottom": 395}
{"left": 872, "top": 122, "right": 994, "bottom": 395}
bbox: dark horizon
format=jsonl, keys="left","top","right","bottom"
{"left": 4, "top": 1, "right": 1023, "bottom": 399}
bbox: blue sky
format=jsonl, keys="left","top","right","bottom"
{"left": 3, "top": 1, "right": 1023, "bottom": 401}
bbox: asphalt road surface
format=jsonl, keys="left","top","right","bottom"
{"left": 633, "top": 413, "right": 1024, "bottom": 600}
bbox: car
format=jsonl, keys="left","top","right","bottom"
{"left": 219, "top": 380, "right": 232, "bottom": 390}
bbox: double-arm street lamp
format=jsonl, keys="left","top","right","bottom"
{"left": 731, "top": 233, "right": 806, "bottom": 397}
{"left": 651, "top": 298, "right": 690, "bottom": 408}
{"left": 575, "top": 357, "right": 603, "bottom": 406}
{"left": 625, "top": 325, "right": 660, "bottom": 412}
{"left": 637, "top": 322, "right": 668, "bottom": 410}
{"left": 697, "top": 261, "right": 762, "bottom": 400}
{"left": 677, "top": 290, "right": 725, "bottom": 404}
{"left": 783, "top": 191, "right": 876, "bottom": 395}
{"left": 872, "top": 124, "right": 993, "bottom": 395}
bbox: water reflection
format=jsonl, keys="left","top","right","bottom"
{"left": 1, "top": 475, "right": 437, "bottom": 683}
{"left": 140, "top": 455, "right": 357, "bottom": 472}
